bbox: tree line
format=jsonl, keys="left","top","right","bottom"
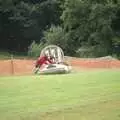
{"left": 0, "top": 0, "right": 120, "bottom": 58}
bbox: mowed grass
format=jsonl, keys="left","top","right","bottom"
{"left": 0, "top": 70, "right": 120, "bottom": 120}
{"left": 0, "top": 51, "right": 28, "bottom": 59}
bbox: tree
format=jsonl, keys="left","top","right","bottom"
{"left": 42, "top": 25, "right": 67, "bottom": 52}
{"left": 61, "top": 0, "right": 118, "bottom": 57}
{"left": 0, "top": 0, "right": 62, "bottom": 52}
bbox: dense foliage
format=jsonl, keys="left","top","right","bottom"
{"left": 0, "top": 0, "right": 120, "bottom": 57}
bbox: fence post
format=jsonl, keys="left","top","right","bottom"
{"left": 11, "top": 55, "right": 14, "bottom": 75}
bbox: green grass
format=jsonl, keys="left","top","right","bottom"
{"left": 0, "top": 51, "right": 11, "bottom": 59}
{"left": 0, "top": 51, "right": 28, "bottom": 59}
{"left": 0, "top": 70, "right": 120, "bottom": 120}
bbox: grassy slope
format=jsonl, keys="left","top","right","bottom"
{"left": 0, "top": 70, "right": 120, "bottom": 120}
{"left": 0, "top": 51, "right": 28, "bottom": 59}
{"left": 0, "top": 51, "right": 11, "bottom": 59}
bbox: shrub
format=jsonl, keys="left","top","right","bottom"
{"left": 28, "top": 41, "right": 45, "bottom": 58}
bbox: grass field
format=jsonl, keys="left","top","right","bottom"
{"left": 0, "top": 51, "right": 28, "bottom": 59}
{"left": 0, "top": 70, "right": 120, "bottom": 120}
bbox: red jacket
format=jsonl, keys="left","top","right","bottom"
{"left": 36, "top": 56, "right": 53, "bottom": 66}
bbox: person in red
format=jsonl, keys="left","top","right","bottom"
{"left": 35, "top": 54, "right": 54, "bottom": 69}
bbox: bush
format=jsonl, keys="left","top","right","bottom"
{"left": 28, "top": 26, "right": 67, "bottom": 58}
{"left": 43, "top": 25, "right": 67, "bottom": 51}
{"left": 76, "top": 45, "right": 110, "bottom": 58}
{"left": 28, "top": 41, "right": 45, "bottom": 58}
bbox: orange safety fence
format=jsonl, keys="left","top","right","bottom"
{"left": 0, "top": 58, "right": 120, "bottom": 76}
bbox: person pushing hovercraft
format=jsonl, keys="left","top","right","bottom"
{"left": 34, "top": 54, "right": 55, "bottom": 73}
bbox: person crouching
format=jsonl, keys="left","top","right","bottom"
{"left": 34, "top": 55, "right": 55, "bottom": 74}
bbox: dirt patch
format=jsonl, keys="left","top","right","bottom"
{"left": 0, "top": 58, "right": 120, "bottom": 76}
